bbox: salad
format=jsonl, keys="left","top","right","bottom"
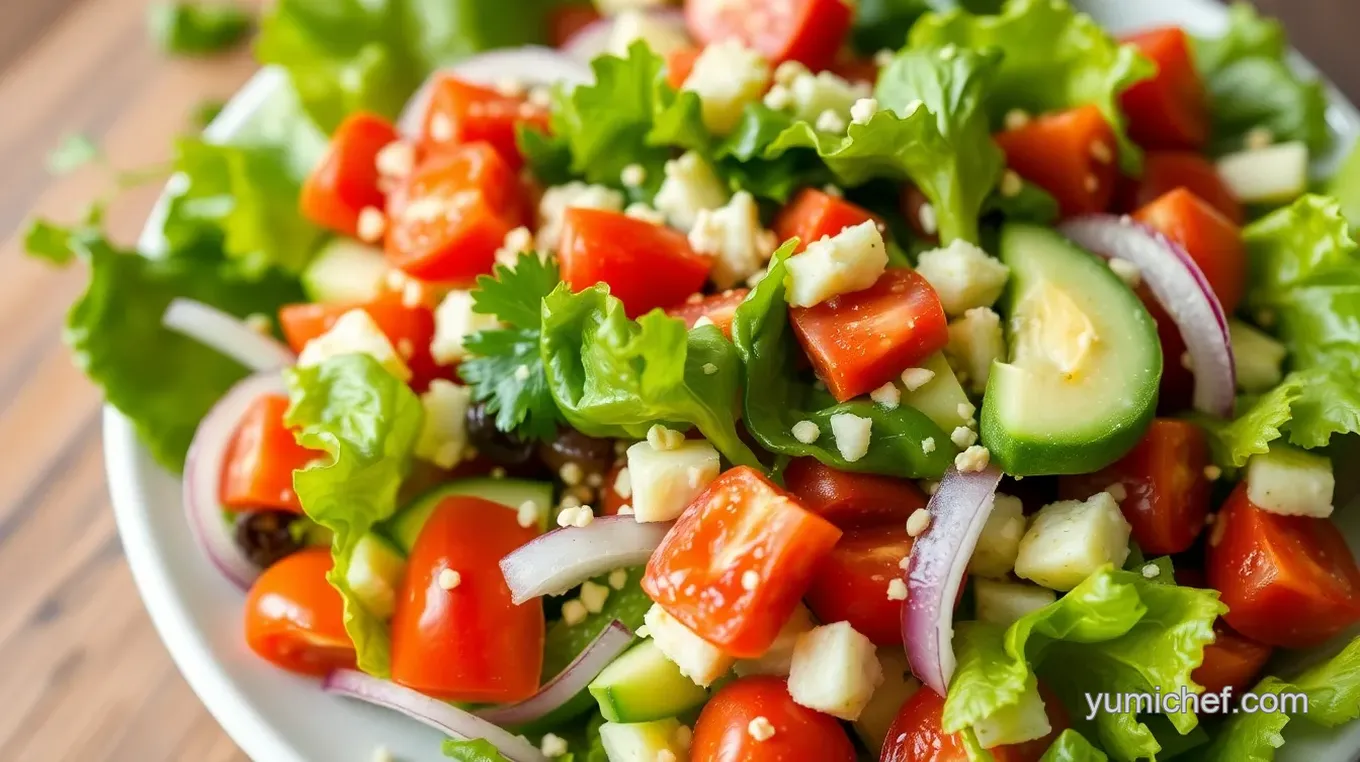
{"left": 28, "top": 0, "right": 1360, "bottom": 760}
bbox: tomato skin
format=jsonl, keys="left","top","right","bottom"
{"left": 774, "top": 189, "right": 879, "bottom": 253}
{"left": 390, "top": 496, "right": 544, "bottom": 702}
{"left": 783, "top": 458, "right": 928, "bottom": 529}
{"left": 385, "top": 142, "right": 524, "bottom": 285}
{"left": 666, "top": 289, "right": 749, "bottom": 339}
{"left": 692, "top": 676, "right": 856, "bottom": 762}
{"left": 419, "top": 76, "right": 550, "bottom": 170}
{"left": 789, "top": 269, "right": 949, "bottom": 403}
{"left": 1206, "top": 484, "right": 1360, "bottom": 648}
{"left": 243, "top": 548, "right": 355, "bottom": 677}
{"left": 1192, "top": 622, "right": 1274, "bottom": 695}
{"left": 220, "top": 395, "right": 319, "bottom": 513}
{"left": 666, "top": 45, "right": 703, "bottom": 90}
{"left": 804, "top": 525, "right": 913, "bottom": 646}
{"left": 300, "top": 113, "right": 398, "bottom": 237}
{"left": 1133, "top": 188, "right": 1247, "bottom": 315}
{"left": 1119, "top": 28, "right": 1209, "bottom": 151}
{"left": 643, "top": 466, "right": 842, "bottom": 658}
{"left": 560, "top": 208, "right": 713, "bottom": 318}
{"left": 599, "top": 464, "right": 630, "bottom": 516}
{"left": 881, "top": 684, "right": 1066, "bottom": 762}
{"left": 684, "top": 0, "right": 852, "bottom": 70}
{"left": 994, "top": 105, "right": 1118, "bottom": 218}
{"left": 1058, "top": 420, "right": 1210, "bottom": 555}
{"left": 1118, "top": 151, "right": 1243, "bottom": 224}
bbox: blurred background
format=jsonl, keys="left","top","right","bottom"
{"left": 0, "top": 0, "right": 1352, "bottom": 760}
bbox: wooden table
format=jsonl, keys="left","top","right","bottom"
{"left": 0, "top": 1, "right": 1352, "bottom": 760}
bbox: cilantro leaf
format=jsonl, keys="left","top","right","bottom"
{"left": 47, "top": 134, "right": 101, "bottom": 175}
{"left": 468, "top": 251, "right": 562, "bottom": 331}
{"left": 148, "top": 1, "right": 253, "bottom": 56}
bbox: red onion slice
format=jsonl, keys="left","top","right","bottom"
{"left": 163, "top": 298, "right": 295, "bottom": 371}
{"left": 903, "top": 465, "right": 1004, "bottom": 695}
{"left": 561, "top": 9, "right": 689, "bottom": 62}
{"left": 323, "top": 671, "right": 547, "bottom": 762}
{"left": 397, "top": 47, "right": 592, "bottom": 137}
{"left": 500, "top": 515, "right": 672, "bottom": 604}
{"left": 475, "top": 620, "right": 633, "bottom": 726}
{"left": 1059, "top": 215, "right": 1236, "bottom": 418}
{"left": 183, "top": 371, "right": 290, "bottom": 590}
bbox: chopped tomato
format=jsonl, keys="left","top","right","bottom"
{"left": 774, "top": 189, "right": 879, "bottom": 253}
{"left": 549, "top": 4, "right": 601, "bottom": 48}
{"left": 1119, "top": 28, "right": 1209, "bottom": 151}
{"left": 244, "top": 548, "right": 355, "bottom": 677}
{"left": 881, "top": 683, "right": 1067, "bottom": 762}
{"left": 994, "top": 105, "right": 1118, "bottom": 217}
{"left": 666, "top": 289, "right": 749, "bottom": 338}
{"left": 643, "top": 466, "right": 842, "bottom": 658}
{"left": 390, "top": 496, "right": 544, "bottom": 702}
{"left": 419, "top": 75, "right": 550, "bottom": 170}
{"left": 782, "top": 457, "right": 928, "bottom": 529}
{"left": 804, "top": 525, "right": 913, "bottom": 646}
{"left": 666, "top": 45, "right": 703, "bottom": 90}
{"left": 1058, "top": 419, "right": 1210, "bottom": 555}
{"left": 1206, "top": 484, "right": 1360, "bottom": 648}
{"left": 684, "top": 0, "right": 852, "bottom": 70}
{"left": 789, "top": 269, "right": 948, "bottom": 402}
{"left": 692, "top": 676, "right": 856, "bottom": 762}
{"left": 1133, "top": 188, "right": 1247, "bottom": 314}
{"left": 277, "top": 290, "right": 445, "bottom": 391}
{"left": 599, "top": 463, "right": 630, "bottom": 516}
{"left": 1117, "top": 151, "right": 1243, "bottom": 224}
{"left": 220, "top": 394, "right": 318, "bottom": 513}
{"left": 559, "top": 208, "right": 713, "bottom": 318}
{"left": 385, "top": 142, "right": 525, "bottom": 284}
{"left": 300, "top": 113, "right": 398, "bottom": 237}
{"left": 1192, "top": 622, "right": 1274, "bottom": 695}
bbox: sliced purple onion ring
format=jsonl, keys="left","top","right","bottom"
{"left": 163, "top": 298, "right": 295, "bottom": 371}
{"left": 561, "top": 9, "right": 689, "bottom": 62}
{"left": 183, "top": 371, "right": 290, "bottom": 590}
{"left": 1060, "top": 215, "right": 1236, "bottom": 418}
{"left": 475, "top": 619, "right": 633, "bottom": 726}
{"left": 323, "top": 670, "right": 547, "bottom": 762}
{"left": 500, "top": 515, "right": 672, "bottom": 604}
{"left": 903, "top": 465, "right": 1004, "bottom": 695}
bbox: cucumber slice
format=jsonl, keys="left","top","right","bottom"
{"left": 1216, "top": 142, "right": 1308, "bottom": 206}
{"left": 589, "top": 640, "right": 709, "bottom": 723}
{"left": 599, "top": 718, "right": 688, "bottom": 762}
{"left": 344, "top": 533, "right": 406, "bottom": 621}
{"left": 1229, "top": 319, "right": 1286, "bottom": 393}
{"left": 301, "top": 238, "right": 390, "bottom": 305}
{"left": 900, "top": 352, "right": 973, "bottom": 433}
{"left": 981, "top": 224, "right": 1160, "bottom": 475}
{"left": 385, "top": 477, "right": 554, "bottom": 553}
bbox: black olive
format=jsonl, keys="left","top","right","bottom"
{"left": 465, "top": 400, "right": 535, "bottom": 465}
{"left": 234, "top": 511, "right": 304, "bottom": 569}
{"left": 538, "top": 428, "right": 616, "bottom": 477}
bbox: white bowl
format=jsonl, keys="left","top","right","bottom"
{"left": 107, "top": 1, "right": 1360, "bottom": 760}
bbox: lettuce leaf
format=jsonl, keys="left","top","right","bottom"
{"left": 1040, "top": 729, "right": 1109, "bottom": 762}
{"left": 148, "top": 1, "right": 253, "bottom": 55}
{"left": 943, "top": 567, "right": 1223, "bottom": 762}
{"left": 442, "top": 739, "right": 512, "bottom": 762}
{"left": 286, "top": 354, "right": 424, "bottom": 677}
{"left": 539, "top": 284, "right": 762, "bottom": 469}
{"left": 909, "top": 0, "right": 1153, "bottom": 172}
{"left": 851, "top": 0, "right": 1005, "bottom": 55}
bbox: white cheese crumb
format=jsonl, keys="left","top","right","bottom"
{"left": 874, "top": 49, "right": 894, "bottom": 67}
{"left": 886, "top": 578, "right": 909, "bottom": 601}
{"left": 1105, "top": 483, "right": 1128, "bottom": 502}
{"left": 900, "top": 367, "right": 936, "bottom": 391}
{"left": 656, "top": 750, "right": 677, "bottom": 762}
{"left": 580, "top": 581, "right": 610, "bottom": 614}
{"left": 955, "top": 445, "right": 991, "bottom": 473}
{"left": 692, "top": 315, "right": 716, "bottom": 329}
{"left": 375, "top": 141, "right": 416, "bottom": 179}
{"left": 922, "top": 437, "right": 936, "bottom": 454}
{"left": 850, "top": 97, "right": 879, "bottom": 125}
{"left": 561, "top": 600, "right": 588, "bottom": 626}
{"left": 906, "top": 508, "right": 932, "bottom": 538}
{"left": 829, "top": 413, "right": 873, "bottom": 462}
{"left": 647, "top": 424, "right": 686, "bottom": 451}
{"left": 560, "top": 462, "right": 584, "bottom": 486}
{"left": 514, "top": 364, "right": 531, "bottom": 381}
{"left": 541, "top": 733, "right": 569, "bottom": 758}
{"left": 823, "top": 184, "right": 844, "bottom": 198}
{"left": 614, "top": 467, "right": 633, "bottom": 499}
{"left": 816, "top": 108, "right": 847, "bottom": 133}
{"left": 621, "top": 163, "right": 647, "bottom": 188}
{"left": 428, "top": 112, "right": 454, "bottom": 143}
{"left": 557, "top": 505, "right": 595, "bottom": 528}
{"left": 673, "top": 724, "right": 693, "bottom": 749}
{"left": 356, "top": 206, "right": 387, "bottom": 243}
{"left": 950, "top": 426, "right": 978, "bottom": 449}
{"left": 747, "top": 716, "right": 777, "bottom": 741}
{"left": 517, "top": 500, "right": 540, "bottom": 528}
{"left": 702, "top": 362, "right": 719, "bottom": 375}
{"left": 618, "top": 505, "right": 634, "bottom": 515}
{"left": 437, "top": 569, "right": 462, "bottom": 590}
{"left": 899, "top": 557, "right": 912, "bottom": 571}
{"left": 792, "top": 420, "right": 821, "bottom": 444}
{"left": 1003, "top": 109, "right": 1031, "bottom": 130}
{"left": 624, "top": 202, "right": 668, "bottom": 225}
{"left": 870, "top": 382, "right": 901, "bottom": 409}
{"left": 958, "top": 401, "right": 976, "bottom": 420}
{"left": 1245, "top": 126, "right": 1275, "bottom": 151}
{"left": 1108, "top": 257, "right": 1142, "bottom": 287}
{"left": 917, "top": 202, "right": 938, "bottom": 236}
{"left": 999, "top": 169, "right": 1023, "bottom": 198}
{"left": 741, "top": 570, "right": 760, "bottom": 591}
{"left": 1142, "top": 563, "right": 1162, "bottom": 579}
{"left": 774, "top": 60, "right": 809, "bottom": 87}
{"left": 609, "top": 569, "right": 629, "bottom": 590}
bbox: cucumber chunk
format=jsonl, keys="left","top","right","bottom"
{"left": 1217, "top": 141, "right": 1308, "bottom": 206}
{"left": 589, "top": 639, "right": 709, "bottom": 723}
{"left": 301, "top": 238, "right": 390, "bottom": 305}
{"left": 1229, "top": 319, "right": 1286, "bottom": 393}
{"left": 599, "top": 719, "right": 689, "bottom": 762}
{"left": 344, "top": 532, "right": 406, "bottom": 621}
{"left": 900, "top": 352, "right": 973, "bottom": 433}
{"left": 385, "top": 478, "right": 553, "bottom": 553}
{"left": 1246, "top": 443, "right": 1335, "bottom": 518}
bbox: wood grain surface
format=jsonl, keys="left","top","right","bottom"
{"left": 0, "top": 2, "right": 1353, "bottom": 761}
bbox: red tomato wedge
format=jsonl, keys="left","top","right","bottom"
{"left": 1119, "top": 27, "right": 1209, "bottom": 151}
{"left": 1058, "top": 419, "right": 1210, "bottom": 555}
{"left": 643, "top": 466, "right": 842, "bottom": 658}
{"left": 782, "top": 457, "right": 928, "bottom": 529}
{"left": 419, "top": 75, "right": 550, "bottom": 170}
{"left": 994, "top": 105, "right": 1118, "bottom": 218}
{"left": 789, "top": 269, "right": 948, "bottom": 403}
{"left": 665, "top": 289, "right": 749, "bottom": 339}
{"left": 390, "top": 496, "right": 544, "bottom": 702}
{"left": 692, "top": 676, "right": 856, "bottom": 762}
{"left": 774, "top": 189, "right": 879, "bottom": 253}
{"left": 1118, "top": 150, "right": 1243, "bottom": 224}
{"left": 559, "top": 208, "right": 713, "bottom": 318}
{"left": 220, "top": 394, "right": 318, "bottom": 513}
{"left": 666, "top": 45, "right": 703, "bottom": 91}
{"left": 685, "top": 0, "right": 852, "bottom": 70}
{"left": 1192, "top": 622, "right": 1274, "bottom": 695}
{"left": 277, "top": 291, "right": 445, "bottom": 391}
{"left": 804, "top": 525, "right": 914, "bottom": 646}
{"left": 385, "top": 142, "right": 525, "bottom": 284}
{"left": 880, "top": 683, "right": 1067, "bottom": 762}
{"left": 1132, "top": 187, "right": 1247, "bottom": 315}
{"left": 244, "top": 548, "right": 355, "bottom": 677}
{"left": 300, "top": 112, "right": 398, "bottom": 237}
{"left": 1206, "top": 484, "right": 1360, "bottom": 648}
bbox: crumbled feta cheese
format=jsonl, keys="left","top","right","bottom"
{"left": 915, "top": 239, "right": 1011, "bottom": 316}
{"left": 517, "top": 500, "right": 540, "bottom": 529}
{"left": 656, "top": 750, "right": 677, "bottom": 762}
{"left": 822, "top": 184, "right": 844, "bottom": 198}
{"left": 646, "top": 424, "right": 686, "bottom": 451}
{"left": 946, "top": 307, "right": 1005, "bottom": 395}
{"left": 607, "top": 8, "right": 690, "bottom": 57}
{"left": 356, "top": 206, "right": 387, "bottom": 243}
{"left": 624, "top": 202, "right": 668, "bottom": 225}
{"left": 774, "top": 60, "right": 809, "bottom": 87}
{"left": 958, "top": 401, "right": 976, "bottom": 420}
{"left": 850, "top": 97, "right": 879, "bottom": 125}
{"left": 968, "top": 494, "right": 1026, "bottom": 577}
{"left": 815, "top": 108, "right": 847, "bottom": 133}
{"left": 951, "top": 425, "right": 978, "bottom": 449}
{"left": 414, "top": 380, "right": 471, "bottom": 469}
{"left": 734, "top": 604, "right": 816, "bottom": 677}
{"left": 1245, "top": 126, "right": 1275, "bottom": 151}
{"left": 645, "top": 604, "right": 734, "bottom": 686}
{"left": 922, "top": 437, "right": 936, "bottom": 454}
{"left": 495, "top": 225, "right": 535, "bottom": 267}
{"left": 1105, "top": 483, "right": 1128, "bottom": 502}
{"left": 298, "top": 309, "right": 412, "bottom": 382}
{"left": 536, "top": 182, "right": 626, "bottom": 250}
{"left": 627, "top": 439, "right": 720, "bottom": 522}
{"left": 999, "top": 169, "right": 1023, "bottom": 198}
{"left": 788, "top": 622, "right": 884, "bottom": 721}
{"left": 747, "top": 717, "right": 776, "bottom": 742}
{"left": 1015, "top": 492, "right": 1131, "bottom": 591}
{"left": 955, "top": 445, "right": 990, "bottom": 473}
{"left": 1142, "top": 563, "right": 1161, "bottom": 579}
{"left": 437, "top": 568, "right": 462, "bottom": 590}
{"left": 1003, "top": 109, "right": 1031, "bottom": 130}
{"left": 540, "top": 733, "right": 569, "bottom": 758}
{"left": 1246, "top": 444, "right": 1335, "bottom": 517}
{"left": 829, "top": 413, "right": 873, "bottom": 463}
{"left": 673, "top": 724, "right": 693, "bottom": 749}
{"left": 702, "top": 362, "right": 719, "bottom": 375}
{"left": 376, "top": 140, "right": 416, "bottom": 178}
{"left": 974, "top": 578, "right": 1057, "bottom": 626}
{"left": 431, "top": 289, "right": 501, "bottom": 365}
{"left": 371, "top": 746, "right": 394, "bottom": 762}
{"left": 560, "top": 462, "right": 584, "bottom": 486}
{"left": 620, "top": 163, "right": 647, "bottom": 188}
{"left": 614, "top": 467, "right": 633, "bottom": 499}
{"left": 886, "top": 578, "right": 909, "bottom": 601}
{"left": 688, "top": 191, "right": 778, "bottom": 289}
{"left": 580, "top": 580, "right": 611, "bottom": 613}
{"left": 557, "top": 505, "right": 596, "bottom": 528}
{"left": 787, "top": 70, "right": 872, "bottom": 123}
{"left": 428, "top": 112, "right": 454, "bottom": 143}
{"left": 682, "top": 40, "right": 771, "bottom": 135}
{"left": 906, "top": 508, "right": 932, "bottom": 537}
{"left": 762, "top": 84, "right": 792, "bottom": 111}
{"left": 791, "top": 420, "right": 821, "bottom": 444}
{"left": 874, "top": 49, "right": 895, "bottom": 67}
{"left": 900, "top": 367, "right": 936, "bottom": 391}
{"left": 1108, "top": 257, "right": 1141, "bottom": 287}
{"left": 692, "top": 316, "right": 715, "bottom": 329}
{"left": 741, "top": 570, "right": 760, "bottom": 591}
{"left": 784, "top": 220, "right": 887, "bottom": 307}
{"left": 609, "top": 569, "right": 630, "bottom": 590}
{"left": 917, "top": 203, "right": 938, "bottom": 236}
{"left": 654, "top": 151, "right": 730, "bottom": 231}
{"left": 562, "top": 599, "right": 589, "bottom": 626}
{"left": 870, "top": 382, "right": 901, "bottom": 409}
